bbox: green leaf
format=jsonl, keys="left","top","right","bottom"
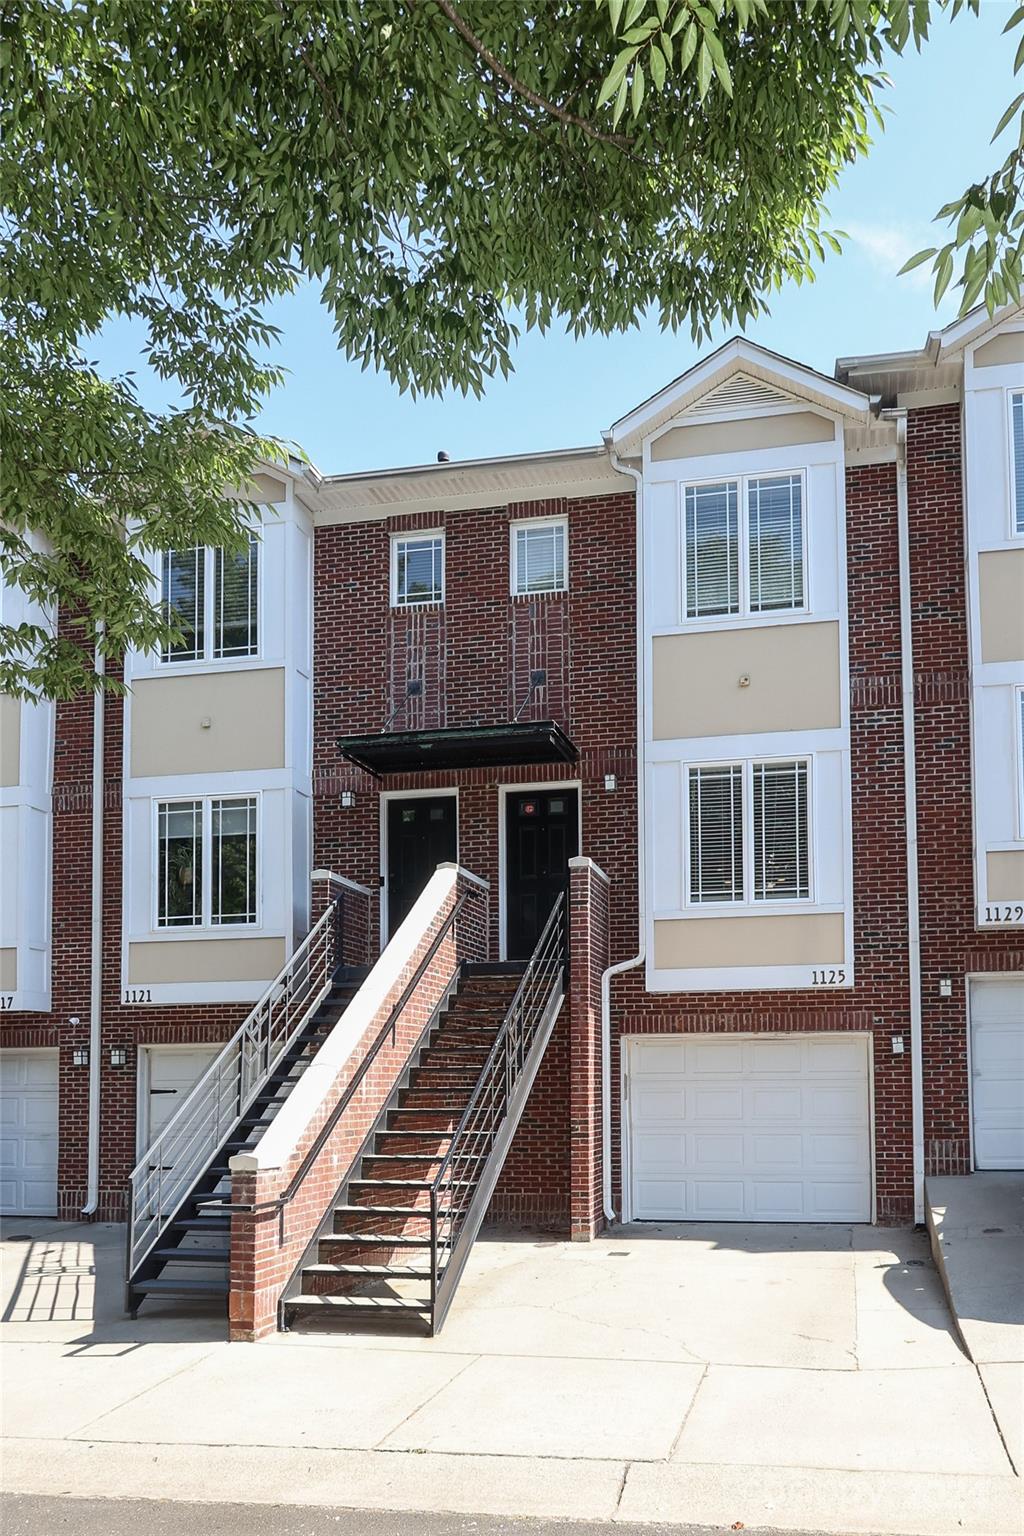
{"left": 897, "top": 246, "right": 937, "bottom": 274}
{"left": 631, "top": 63, "right": 646, "bottom": 115}
{"left": 697, "top": 38, "right": 712, "bottom": 96}
{"left": 991, "top": 91, "right": 1024, "bottom": 142}
{"left": 650, "top": 44, "right": 667, "bottom": 90}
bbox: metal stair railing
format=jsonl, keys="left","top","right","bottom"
{"left": 428, "top": 891, "right": 566, "bottom": 1334}
{"left": 124, "top": 875, "right": 372, "bottom": 1298}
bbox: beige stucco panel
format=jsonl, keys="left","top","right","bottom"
{"left": 0, "top": 697, "right": 21, "bottom": 787}
{"left": 651, "top": 410, "right": 835, "bottom": 462}
{"left": 654, "top": 913, "right": 845, "bottom": 969}
{"left": 130, "top": 668, "right": 286, "bottom": 777}
{"left": 974, "top": 331, "right": 1024, "bottom": 368}
{"left": 987, "top": 851, "right": 1024, "bottom": 900}
{"left": 979, "top": 551, "right": 1024, "bottom": 663}
{"left": 653, "top": 622, "right": 841, "bottom": 739}
{"left": 128, "top": 937, "right": 286, "bottom": 985}
{"left": 0, "top": 948, "right": 16, "bottom": 991}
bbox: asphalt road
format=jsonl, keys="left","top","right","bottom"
{"left": 0, "top": 1494, "right": 868, "bottom": 1536}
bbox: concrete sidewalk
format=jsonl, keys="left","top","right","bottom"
{"left": 1, "top": 1218, "right": 1020, "bottom": 1536}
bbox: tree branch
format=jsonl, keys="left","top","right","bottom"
{"left": 427, "top": 0, "right": 636, "bottom": 152}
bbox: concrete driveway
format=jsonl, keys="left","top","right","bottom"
{"left": 1, "top": 1217, "right": 1019, "bottom": 1535}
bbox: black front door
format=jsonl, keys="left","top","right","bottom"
{"left": 386, "top": 796, "right": 457, "bottom": 938}
{"left": 505, "top": 789, "right": 579, "bottom": 961}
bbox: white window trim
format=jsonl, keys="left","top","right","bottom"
{"left": 390, "top": 530, "right": 445, "bottom": 609}
{"left": 683, "top": 753, "right": 815, "bottom": 911}
{"left": 1007, "top": 389, "right": 1024, "bottom": 540}
{"left": 159, "top": 534, "right": 262, "bottom": 669}
{"left": 509, "top": 516, "right": 569, "bottom": 597}
{"left": 680, "top": 468, "right": 809, "bottom": 627}
{"left": 151, "top": 791, "right": 262, "bottom": 933}
{"left": 1017, "top": 687, "right": 1024, "bottom": 841}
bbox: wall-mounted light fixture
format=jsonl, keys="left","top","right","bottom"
{"left": 604, "top": 774, "right": 617, "bottom": 792}
{"left": 109, "top": 1047, "right": 127, "bottom": 1068}
{"left": 72, "top": 1047, "right": 89, "bottom": 1068}
{"left": 340, "top": 790, "right": 355, "bottom": 809}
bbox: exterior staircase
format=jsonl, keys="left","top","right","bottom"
{"left": 127, "top": 967, "right": 367, "bottom": 1313}
{"left": 281, "top": 966, "right": 522, "bottom": 1329}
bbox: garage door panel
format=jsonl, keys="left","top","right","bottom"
{"left": 633, "top": 1042, "right": 691, "bottom": 1075}
{"left": 692, "top": 1180, "right": 745, "bottom": 1216}
{"left": 0, "top": 1050, "right": 59, "bottom": 1215}
{"left": 748, "top": 1085, "right": 803, "bottom": 1120}
{"left": 692, "top": 1087, "right": 744, "bottom": 1121}
{"left": 690, "top": 1040, "right": 746, "bottom": 1075}
{"left": 971, "top": 982, "right": 1023, "bottom": 1171}
{"left": 693, "top": 1133, "right": 745, "bottom": 1167}
{"left": 627, "top": 1035, "right": 872, "bottom": 1223}
{"left": 748, "top": 1039, "right": 803, "bottom": 1074}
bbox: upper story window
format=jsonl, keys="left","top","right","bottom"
{"left": 157, "top": 795, "right": 258, "bottom": 929}
{"left": 511, "top": 518, "right": 568, "bottom": 596}
{"left": 161, "top": 536, "right": 259, "bottom": 664}
{"left": 1011, "top": 392, "right": 1024, "bottom": 535}
{"left": 688, "top": 758, "right": 810, "bottom": 905}
{"left": 685, "top": 473, "right": 805, "bottom": 621}
{"left": 392, "top": 532, "right": 444, "bottom": 606}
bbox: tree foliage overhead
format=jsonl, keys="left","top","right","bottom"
{"left": 1, "top": 0, "right": 1019, "bottom": 698}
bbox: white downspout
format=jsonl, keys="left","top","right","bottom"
{"left": 82, "top": 628, "right": 105, "bottom": 1216}
{"left": 601, "top": 444, "right": 646, "bottom": 1224}
{"left": 889, "top": 411, "right": 926, "bottom": 1223}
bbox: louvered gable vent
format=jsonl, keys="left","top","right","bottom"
{"left": 688, "top": 372, "right": 794, "bottom": 417}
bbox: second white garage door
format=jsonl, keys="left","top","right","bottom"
{"left": 971, "top": 980, "right": 1024, "bottom": 1170}
{"left": 625, "top": 1034, "right": 872, "bottom": 1222}
{"left": 0, "top": 1049, "right": 59, "bottom": 1216}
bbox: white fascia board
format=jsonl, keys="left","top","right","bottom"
{"left": 607, "top": 337, "right": 873, "bottom": 453}
{"left": 930, "top": 301, "right": 1024, "bottom": 360}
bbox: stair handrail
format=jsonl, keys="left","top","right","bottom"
{"left": 228, "top": 889, "right": 476, "bottom": 1223}
{"left": 125, "top": 875, "right": 372, "bottom": 1288}
{"left": 428, "top": 891, "right": 566, "bottom": 1331}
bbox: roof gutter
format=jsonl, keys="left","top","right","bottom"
{"left": 82, "top": 627, "right": 104, "bottom": 1216}
{"left": 601, "top": 441, "right": 646, "bottom": 1224}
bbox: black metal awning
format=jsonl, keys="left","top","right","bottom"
{"left": 337, "top": 720, "right": 578, "bottom": 776}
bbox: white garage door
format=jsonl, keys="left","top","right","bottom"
{"left": 971, "top": 981, "right": 1024, "bottom": 1170}
{"left": 0, "top": 1050, "right": 59, "bottom": 1216}
{"left": 626, "top": 1034, "right": 872, "bottom": 1222}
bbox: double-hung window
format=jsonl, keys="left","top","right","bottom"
{"left": 684, "top": 473, "right": 805, "bottom": 620}
{"left": 1011, "top": 392, "right": 1024, "bottom": 535}
{"left": 392, "top": 532, "right": 444, "bottom": 606}
{"left": 161, "top": 535, "right": 259, "bottom": 663}
{"left": 688, "top": 759, "right": 810, "bottom": 905}
{"left": 157, "top": 795, "right": 258, "bottom": 928}
{"left": 511, "top": 518, "right": 568, "bottom": 595}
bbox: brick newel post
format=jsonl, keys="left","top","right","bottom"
{"left": 568, "top": 856, "right": 610, "bottom": 1242}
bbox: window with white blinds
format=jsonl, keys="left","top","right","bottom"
{"left": 682, "top": 471, "right": 806, "bottom": 621}
{"left": 512, "top": 519, "right": 567, "bottom": 595}
{"left": 393, "top": 533, "right": 444, "bottom": 606}
{"left": 749, "top": 475, "right": 804, "bottom": 612}
{"left": 160, "top": 535, "right": 259, "bottom": 663}
{"left": 688, "top": 764, "right": 743, "bottom": 902}
{"left": 685, "top": 482, "right": 739, "bottom": 618}
{"left": 752, "top": 760, "right": 809, "bottom": 900}
{"left": 161, "top": 548, "right": 205, "bottom": 662}
{"left": 1012, "top": 393, "right": 1024, "bottom": 535}
{"left": 156, "top": 795, "right": 258, "bottom": 928}
{"left": 213, "top": 536, "right": 259, "bottom": 658}
{"left": 688, "top": 759, "right": 811, "bottom": 905}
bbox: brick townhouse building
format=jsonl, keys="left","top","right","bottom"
{"left": 1, "top": 305, "right": 1022, "bottom": 1333}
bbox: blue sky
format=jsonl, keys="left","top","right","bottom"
{"left": 98, "top": 3, "right": 1015, "bottom": 473}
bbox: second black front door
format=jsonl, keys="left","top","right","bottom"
{"left": 505, "top": 789, "right": 579, "bottom": 961}
{"left": 386, "top": 796, "right": 457, "bottom": 938}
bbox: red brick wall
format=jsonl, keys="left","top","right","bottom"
{"left": 311, "top": 490, "right": 637, "bottom": 1227}
{"left": 907, "top": 405, "right": 1024, "bottom": 1175}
